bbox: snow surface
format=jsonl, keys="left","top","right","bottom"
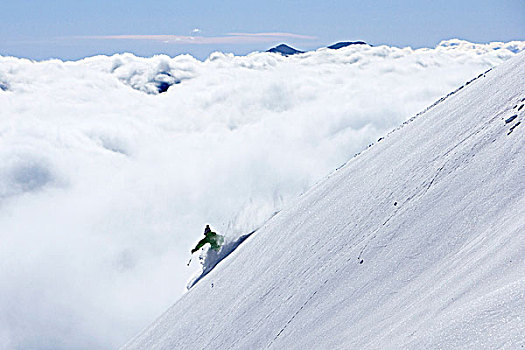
{"left": 122, "top": 53, "right": 525, "bottom": 349}
{"left": 0, "top": 40, "right": 524, "bottom": 349}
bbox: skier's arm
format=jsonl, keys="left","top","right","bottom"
{"left": 191, "top": 238, "right": 208, "bottom": 254}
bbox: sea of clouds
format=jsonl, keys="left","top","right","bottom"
{"left": 0, "top": 39, "right": 523, "bottom": 349}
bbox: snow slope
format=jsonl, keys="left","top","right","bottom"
{"left": 122, "top": 53, "right": 525, "bottom": 349}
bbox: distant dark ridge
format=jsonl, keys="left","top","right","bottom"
{"left": 267, "top": 44, "right": 304, "bottom": 56}
{"left": 153, "top": 71, "right": 181, "bottom": 94}
{"left": 327, "top": 41, "right": 368, "bottom": 50}
{"left": 156, "top": 81, "right": 172, "bottom": 94}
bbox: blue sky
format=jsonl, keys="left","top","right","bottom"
{"left": 1, "top": 0, "right": 524, "bottom": 60}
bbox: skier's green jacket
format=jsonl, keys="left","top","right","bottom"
{"left": 191, "top": 225, "right": 224, "bottom": 253}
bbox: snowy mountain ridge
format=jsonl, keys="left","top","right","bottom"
{"left": 122, "top": 53, "right": 525, "bottom": 349}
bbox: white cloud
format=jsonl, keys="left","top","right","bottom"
{"left": 0, "top": 39, "right": 523, "bottom": 349}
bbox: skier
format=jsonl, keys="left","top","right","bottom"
{"left": 191, "top": 225, "right": 224, "bottom": 254}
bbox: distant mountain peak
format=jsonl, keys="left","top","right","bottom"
{"left": 327, "top": 41, "right": 368, "bottom": 50}
{"left": 267, "top": 44, "right": 304, "bottom": 56}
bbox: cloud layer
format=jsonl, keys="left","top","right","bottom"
{"left": 0, "top": 39, "right": 523, "bottom": 349}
